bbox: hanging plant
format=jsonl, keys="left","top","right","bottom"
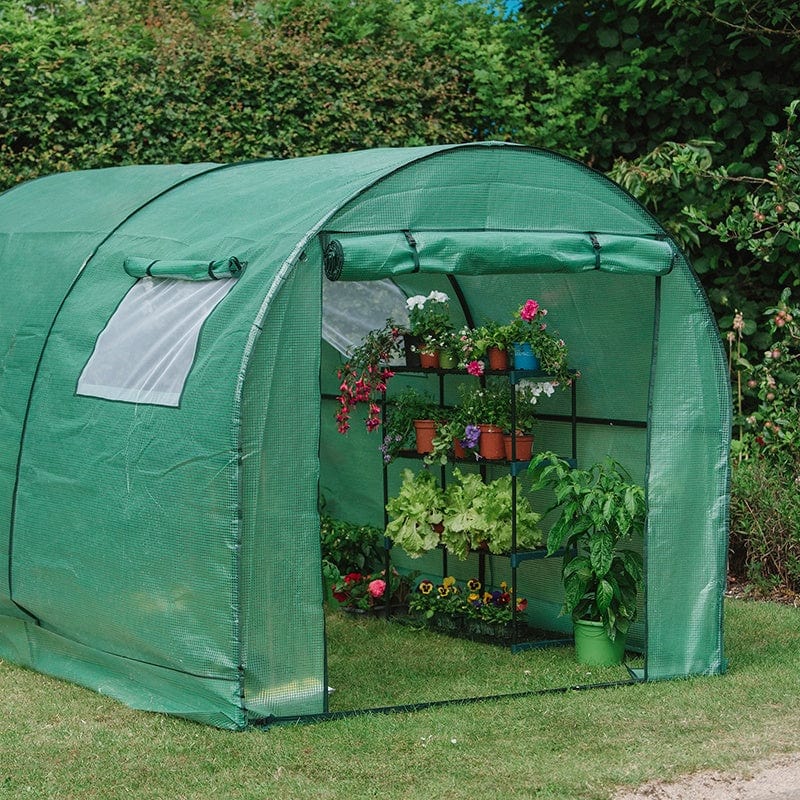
{"left": 335, "top": 319, "right": 404, "bottom": 434}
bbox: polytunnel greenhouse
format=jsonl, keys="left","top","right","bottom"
{"left": 0, "top": 142, "right": 730, "bottom": 729}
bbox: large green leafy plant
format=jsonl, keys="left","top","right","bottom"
{"left": 529, "top": 452, "right": 646, "bottom": 640}
{"left": 386, "top": 468, "right": 543, "bottom": 560}
{"left": 385, "top": 469, "right": 445, "bottom": 557}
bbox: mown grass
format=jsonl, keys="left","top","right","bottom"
{"left": 1, "top": 599, "right": 798, "bottom": 800}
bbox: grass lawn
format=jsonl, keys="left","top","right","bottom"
{"left": 1, "top": 598, "right": 798, "bottom": 800}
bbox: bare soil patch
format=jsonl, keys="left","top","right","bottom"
{"left": 614, "top": 753, "right": 800, "bottom": 800}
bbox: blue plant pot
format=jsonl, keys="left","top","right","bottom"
{"left": 513, "top": 342, "right": 540, "bottom": 371}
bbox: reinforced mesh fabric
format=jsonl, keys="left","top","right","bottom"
{"left": 0, "top": 143, "right": 730, "bottom": 728}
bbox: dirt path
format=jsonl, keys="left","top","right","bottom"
{"left": 613, "top": 753, "right": 800, "bottom": 799}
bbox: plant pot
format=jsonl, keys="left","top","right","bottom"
{"left": 453, "top": 437, "right": 467, "bottom": 459}
{"left": 413, "top": 419, "right": 437, "bottom": 453}
{"left": 478, "top": 424, "right": 505, "bottom": 460}
{"left": 438, "top": 351, "right": 456, "bottom": 369}
{"left": 573, "top": 619, "right": 627, "bottom": 666}
{"left": 487, "top": 346, "right": 509, "bottom": 371}
{"left": 403, "top": 334, "right": 423, "bottom": 368}
{"left": 513, "top": 342, "right": 540, "bottom": 371}
{"left": 503, "top": 433, "right": 534, "bottom": 462}
{"left": 419, "top": 351, "right": 440, "bottom": 369}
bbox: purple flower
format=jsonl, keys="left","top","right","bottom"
{"left": 460, "top": 424, "right": 480, "bottom": 450}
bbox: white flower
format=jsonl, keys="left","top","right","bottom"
{"left": 406, "top": 294, "right": 427, "bottom": 310}
{"left": 426, "top": 290, "right": 449, "bottom": 304}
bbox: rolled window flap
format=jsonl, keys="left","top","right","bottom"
{"left": 124, "top": 256, "right": 247, "bottom": 281}
{"left": 321, "top": 230, "right": 675, "bottom": 280}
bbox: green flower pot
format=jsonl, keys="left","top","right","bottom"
{"left": 573, "top": 618, "right": 626, "bottom": 666}
{"left": 438, "top": 351, "right": 457, "bottom": 369}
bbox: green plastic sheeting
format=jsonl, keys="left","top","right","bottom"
{"left": 323, "top": 230, "right": 675, "bottom": 280}
{"left": 0, "top": 143, "right": 730, "bottom": 729}
{"left": 124, "top": 255, "right": 247, "bottom": 281}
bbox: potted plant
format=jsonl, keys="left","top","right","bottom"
{"left": 332, "top": 567, "right": 413, "bottom": 614}
{"left": 507, "top": 299, "right": 571, "bottom": 385}
{"left": 382, "top": 388, "right": 441, "bottom": 460}
{"left": 503, "top": 380, "right": 555, "bottom": 461}
{"left": 406, "top": 291, "right": 454, "bottom": 367}
{"left": 528, "top": 452, "right": 646, "bottom": 665}
{"left": 424, "top": 403, "right": 480, "bottom": 465}
{"left": 479, "top": 320, "right": 516, "bottom": 370}
{"left": 408, "top": 576, "right": 530, "bottom": 645}
{"left": 463, "top": 379, "right": 511, "bottom": 460}
{"left": 385, "top": 468, "right": 445, "bottom": 557}
{"left": 335, "top": 319, "right": 403, "bottom": 434}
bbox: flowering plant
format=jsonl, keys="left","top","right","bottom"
{"left": 409, "top": 576, "right": 528, "bottom": 629}
{"left": 332, "top": 567, "right": 413, "bottom": 611}
{"left": 458, "top": 379, "right": 509, "bottom": 428}
{"left": 406, "top": 291, "right": 454, "bottom": 341}
{"left": 507, "top": 299, "right": 571, "bottom": 385}
{"left": 336, "top": 319, "right": 403, "bottom": 434}
{"left": 512, "top": 380, "right": 556, "bottom": 433}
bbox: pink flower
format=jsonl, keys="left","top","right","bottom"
{"left": 520, "top": 299, "right": 539, "bottom": 321}
{"left": 467, "top": 360, "right": 485, "bottom": 376}
{"left": 368, "top": 579, "right": 386, "bottom": 598}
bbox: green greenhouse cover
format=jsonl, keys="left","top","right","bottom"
{"left": 0, "top": 143, "right": 730, "bottom": 729}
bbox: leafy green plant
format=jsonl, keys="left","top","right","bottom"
{"left": 458, "top": 379, "right": 510, "bottom": 428}
{"left": 384, "top": 469, "right": 445, "bottom": 557}
{"left": 381, "top": 388, "right": 442, "bottom": 463}
{"left": 475, "top": 320, "right": 516, "bottom": 353}
{"left": 385, "top": 468, "right": 543, "bottom": 560}
{"left": 320, "top": 515, "right": 385, "bottom": 577}
{"left": 528, "top": 452, "right": 646, "bottom": 641}
{"left": 474, "top": 473, "right": 544, "bottom": 554}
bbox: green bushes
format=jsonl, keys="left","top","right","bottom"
{"left": 0, "top": 0, "right": 521, "bottom": 190}
{"left": 730, "top": 456, "right": 800, "bottom": 594}
{"left": 727, "top": 289, "right": 800, "bottom": 594}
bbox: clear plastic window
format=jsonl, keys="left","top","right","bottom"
{"left": 78, "top": 277, "right": 236, "bottom": 407}
{"left": 322, "top": 278, "right": 409, "bottom": 359}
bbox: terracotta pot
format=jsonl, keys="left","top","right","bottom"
{"left": 419, "top": 351, "right": 440, "bottom": 369}
{"left": 478, "top": 424, "right": 505, "bottom": 460}
{"left": 413, "top": 419, "right": 437, "bottom": 453}
{"left": 453, "top": 437, "right": 467, "bottom": 459}
{"left": 487, "top": 346, "right": 509, "bottom": 371}
{"left": 503, "top": 433, "right": 534, "bottom": 462}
